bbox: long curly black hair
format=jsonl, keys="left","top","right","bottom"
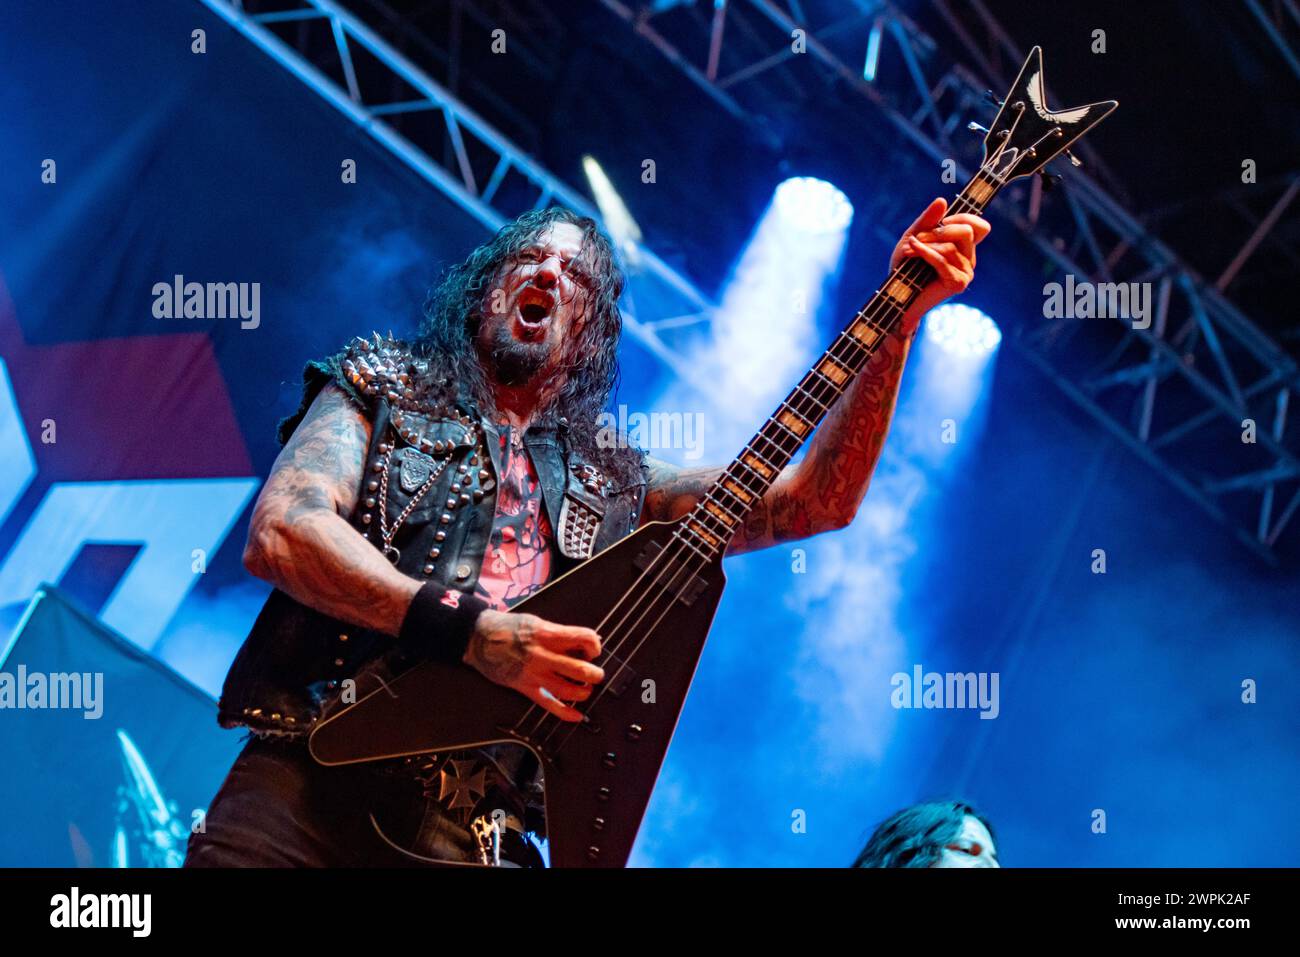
{"left": 413, "top": 206, "right": 643, "bottom": 486}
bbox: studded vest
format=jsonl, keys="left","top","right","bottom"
{"left": 217, "top": 334, "right": 649, "bottom": 738}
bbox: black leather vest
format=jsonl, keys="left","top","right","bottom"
{"left": 218, "top": 334, "right": 649, "bottom": 738}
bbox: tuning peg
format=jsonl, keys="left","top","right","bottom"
{"left": 1064, "top": 148, "right": 1083, "bottom": 168}
{"left": 1039, "top": 170, "right": 1063, "bottom": 192}
{"left": 967, "top": 121, "right": 990, "bottom": 135}
{"left": 983, "top": 89, "right": 1004, "bottom": 108}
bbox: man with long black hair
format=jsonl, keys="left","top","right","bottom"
{"left": 187, "top": 201, "right": 988, "bottom": 867}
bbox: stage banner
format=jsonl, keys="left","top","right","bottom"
{"left": 0, "top": 584, "right": 243, "bottom": 867}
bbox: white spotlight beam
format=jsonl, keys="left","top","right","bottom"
{"left": 655, "top": 177, "right": 853, "bottom": 458}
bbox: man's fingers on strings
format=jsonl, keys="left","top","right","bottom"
{"left": 906, "top": 196, "right": 948, "bottom": 235}
{"left": 939, "top": 213, "right": 991, "bottom": 243}
{"left": 541, "top": 648, "right": 606, "bottom": 685}
{"left": 535, "top": 620, "right": 602, "bottom": 658}
{"left": 920, "top": 223, "right": 975, "bottom": 249}
{"left": 531, "top": 684, "right": 583, "bottom": 722}
{"left": 906, "top": 238, "right": 971, "bottom": 290}
{"left": 548, "top": 673, "right": 595, "bottom": 702}
{"left": 909, "top": 238, "right": 965, "bottom": 261}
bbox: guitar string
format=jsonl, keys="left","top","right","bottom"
{"left": 549, "top": 117, "right": 1070, "bottom": 592}
{"left": 519, "top": 257, "right": 946, "bottom": 755}
{"left": 516, "top": 136, "right": 1042, "bottom": 752}
{"left": 515, "top": 241, "right": 958, "bottom": 750}
{"left": 605, "top": 114, "right": 1077, "bottom": 560}
{"left": 517, "top": 194, "right": 989, "bottom": 753}
{"left": 522, "top": 122, "right": 1077, "bottom": 760}
{"left": 532, "top": 246, "right": 955, "bottom": 728}
{"left": 520, "top": 181, "right": 1017, "bottom": 754}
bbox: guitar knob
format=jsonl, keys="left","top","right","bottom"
{"left": 602, "top": 752, "right": 617, "bottom": 768}
{"left": 596, "top": 786, "right": 611, "bottom": 802}
{"left": 592, "top": 817, "right": 606, "bottom": 831}
{"left": 587, "top": 846, "right": 601, "bottom": 861}
{"left": 626, "top": 723, "right": 643, "bottom": 741}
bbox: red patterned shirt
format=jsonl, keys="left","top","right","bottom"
{"left": 474, "top": 426, "right": 554, "bottom": 610}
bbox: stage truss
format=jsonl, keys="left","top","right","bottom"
{"left": 199, "top": 0, "right": 1299, "bottom": 561}
{"left": 197, "top": 0, "right": 719, "bottom": 395}
{"left": 597, "top": 0, "right": 1300, "bottom": 562}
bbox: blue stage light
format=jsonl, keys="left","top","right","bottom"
{"left": 651, "top": 175, "right": 852, "bottom": 463}
{"left": 923, "top": 303, "right": 1002, "bottom": 357}
{"left": 774, "top": 177, "right": 854, "bottom": 234}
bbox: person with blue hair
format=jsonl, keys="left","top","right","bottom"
{"left": 854, "top": 800, "right": 999, "bottom": 868}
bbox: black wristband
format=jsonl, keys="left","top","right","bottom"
{"left": 398, "top": 580, "right": 491, "bottom": 664}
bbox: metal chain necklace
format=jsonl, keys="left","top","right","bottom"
{"left": 376, "top": 452, "right": 449, "bottom": 564}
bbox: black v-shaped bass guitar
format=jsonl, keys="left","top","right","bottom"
{"left": 309, "top": 46, "right": 1117, "bottom": 867}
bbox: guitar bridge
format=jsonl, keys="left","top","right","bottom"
{"left": 633, "top": 539, "right": 710, "bottom": 607}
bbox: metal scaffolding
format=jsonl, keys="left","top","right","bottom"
{"left": 197, "top": 0, "right": 719, "bottom": 394}
{"left": 200, "top": 0, "right": 1299, "bottom": 559}
{"left": 1246, "top": 0, "right": 1300, "bottom": 81}
{"left": 596, "top": 0, "right": 1300, "bottom": 561}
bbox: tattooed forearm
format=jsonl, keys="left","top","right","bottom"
{"left": 243, "top": 383, "right": 422, "bottom": 635}
{"left": 638, "top": 200, "right": 984, "bottom": 557}
{"left": 640, "top": 328, "right": 916, "bottom": 556}
{"left": 802, "top": 330, "right": 914, "bottom": 519}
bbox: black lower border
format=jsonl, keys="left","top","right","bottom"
{"left": 0, "top": 867, "right": 1289, "bottom": 941}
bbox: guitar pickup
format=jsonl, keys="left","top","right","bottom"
{"left": 633, "top": 540, "right": 710, "bottom": 607}
{"left": 601, "top": 657, "right": 637, "bottom": 698}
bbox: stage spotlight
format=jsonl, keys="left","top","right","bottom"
{"left": 863, "top": 18, "right": 883, "bottom": 82}
{"left": 581, "top": 154, "right": 643, "bottom": 268}
{"left": 923, "top": 303, "right": 1002, "bottom": 357}
{"left": 909, "top": 301, "right": 1000, "bottom": 459}
{"left": 774, "top": 177, "right": 854, "bottom": 234}
{"left": 652, "top": 175, "right": 853, "bottom": 454}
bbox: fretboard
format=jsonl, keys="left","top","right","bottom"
{"left": 676, "top": 171, "right": 1000, "bottom": 562}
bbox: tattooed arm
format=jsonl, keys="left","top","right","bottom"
{"left": 641, "top": 331, "right": 913, "bottom": 554}
{"left": 640, "top": 198, "right": 990, "bottom": 555}
{"left": 242, "top": 383, "right": 422, "bottom": 633}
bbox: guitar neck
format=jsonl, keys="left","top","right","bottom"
{"left": 677, "top": 171, "right": 1001, "bottom": 559}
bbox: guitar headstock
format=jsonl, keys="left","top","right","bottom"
{"left": 980, "top": 46, "right": 1118, "bottom": 185}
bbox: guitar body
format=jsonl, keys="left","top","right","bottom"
{"left": 309, "top": 519, "right": 727, "bottom": 867}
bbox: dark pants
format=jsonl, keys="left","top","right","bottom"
{"left": 185, "top": 736, "right": 533, "bottom": 867}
